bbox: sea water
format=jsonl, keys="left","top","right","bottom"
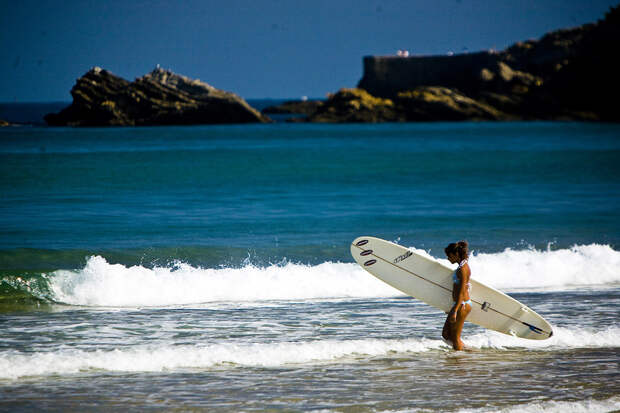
{"left": 0, "top": 122, "right": 619, "bottom": 412}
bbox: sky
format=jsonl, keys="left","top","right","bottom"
{"left": 1, "top": 0, "right": 618, "bottom": 102}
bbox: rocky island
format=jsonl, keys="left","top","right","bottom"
{"left": 45, "top": 67, "right": 270, "bottom": 126}
{"left": 268, "top": 5, "right": 619, "bottom": 123}
{"left": 46, "top": 6, "right": 618, "bottom": 126}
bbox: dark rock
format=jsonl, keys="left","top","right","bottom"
{"left": 396, "top": 87, "right": 510, "bottom": 121}
{"left": 540, "top": 5, "right": 620, "bottom": 121}
{"left": 262, "top": 100, "right": 324, "bottom": 116}
{"left": 307, "top": 88, "right": 404, "bottom": 123}
{"left": 354, "top": 5, "right": 620, "bottom": 122}
{"left": 305, "top": 87, "right": 513, "bottom": 123}
{"left": 479, "top": 62, "right": 543, "bottom": 93}
{"left": 45, "top": 67, "right": 270, "bottom": 126}
{"left": 477, "top": 92, "right": 527, "bottom": 116}
{"left": 0, "top": 119, "right": 10, "bottom": 127}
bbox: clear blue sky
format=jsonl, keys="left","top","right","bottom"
{"left": 1, "top": 0, "right": 617, "bottom": 102}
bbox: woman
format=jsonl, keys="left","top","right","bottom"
{"left": 442, "top": 241, "right": 472, "bottom": 351}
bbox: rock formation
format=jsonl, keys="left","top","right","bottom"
{"left": 310, "top": 5, "right": 620, "bottom": 122}
{"left": 0, "top": 119, "right": 10, "bottom": 127}
{"left": 307, "top": 89, "right": 403, "bottom": 123}
{"left": 395, "top": 87, "right": 509, "bottom": 121}
{"left": 262, "top": 100, "right": 324, "bottom": 116}
{"left": 45, "top": 67, "right": 270, "bottom": 126}
{"left": 294, "top": 87, "right": 510, "bottom": 123}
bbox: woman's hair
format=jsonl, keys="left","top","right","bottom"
{"left": 445, "top": 240, "right": 469, "bottom": 261}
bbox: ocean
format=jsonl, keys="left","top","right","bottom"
{"left": 1, "top": 119, "right": 619, "bottom": 412}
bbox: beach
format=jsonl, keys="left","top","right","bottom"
{"left": 1, "top": 121, "right": 619, "bottom": 412}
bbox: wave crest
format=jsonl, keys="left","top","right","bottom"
{"left": 1, "top": 326, "right": 618, "bottom": 380}
{"left": 48, "top": 256, "right": 396, "bottom": 306}
{"left": 1, "top": 244, "right": 616, "bottom": 307}
{"left": 466, "top": 244, "right": 620, "bottom": 290}
{"left": 45, "top": 244, "right": 620, "bottom": 306}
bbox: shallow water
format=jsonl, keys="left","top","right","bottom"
{"left": 1, "top": 291, "right": 619, "bottom": 412}
{"left": 1, "top": 122, "right": 619, "bottom": 411}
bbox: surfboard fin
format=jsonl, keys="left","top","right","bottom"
{"left": 523, "top": 322, "right": 544, "bottom": 334}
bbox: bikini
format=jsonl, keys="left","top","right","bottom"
{"left": 453, "top": 259, "right": 472, "bottom": 307}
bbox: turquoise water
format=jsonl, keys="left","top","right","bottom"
{"left": 2, "top": 122, "right": 619, "bottom": 259}
{"left": 1, "top": 122, "right": 619, "bottom": 412}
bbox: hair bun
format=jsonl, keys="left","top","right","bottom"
{"left": 444, "top": 240, "right": 469, "bottom": 260}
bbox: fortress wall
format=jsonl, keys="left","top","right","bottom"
{"left": 358, "top": 52, "right": 500, "bottom": 97}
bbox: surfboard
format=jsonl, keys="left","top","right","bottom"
{"left": 351, "top": 236, "right": 553, "bottom": 340}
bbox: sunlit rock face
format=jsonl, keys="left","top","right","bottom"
{"left": 354, "top": 6, "right": 620, "bottom": 122}
{"left": 45, "top": 67, "right": 270, "bottom": 126}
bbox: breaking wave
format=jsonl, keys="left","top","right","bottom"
{"left": 0, "top": 326, "right": 617, "bottom": 380}
{"left": 1, "top": 244, "right": 618, "bottom": 307}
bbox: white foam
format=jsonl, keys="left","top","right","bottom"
{"left": 464, "top": 326, "right": 620, "bottom": 350}
{"left": 48, "top": 244, "right": 619, "bottom": 306}
{"left": 49, "top": 256, "right": 399, "bottom": 306}
{"left": 1, "top": 326, "right": 618, "bottom": 380}
{"left": 465, "top": 244, "right": 620, "bottom": 291}
{"left": 387, "top": 397, "right": 620, "bottom": 413}
{"left": 452, "top": 397, "right": 620, "bottom": 413}
{"left": 0, "top": 337, "right": 442, "bottom": 380}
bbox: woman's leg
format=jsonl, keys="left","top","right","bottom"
{"left": 452, "top": 304, "right": 471, "bottom": 351}
{"left": 442, "top": 313, "right": 453, "bottom": 342}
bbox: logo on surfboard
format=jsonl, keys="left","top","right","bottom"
{"left": 393, "top": 250, "right": 413, "bottom": 264}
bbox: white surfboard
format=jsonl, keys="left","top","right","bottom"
{"left": 351, "top": 236, "right": 553, "bottom": 340}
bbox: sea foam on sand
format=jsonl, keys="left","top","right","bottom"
{"left": 1, "top": 326, "right": 617, "bottom": 380}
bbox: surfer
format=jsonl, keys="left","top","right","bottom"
{"left": 442, "top": 241, "right": 472, "bottom": 350}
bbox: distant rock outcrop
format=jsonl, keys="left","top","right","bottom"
{"left": 318, "top": 5, "right": 619, "bottom": 122}
{"left": 307, "top": 89, "right": 403, "bottom": 123}
{"left": 395, "top": 87, "right": 509, "bottom": 121}
{"left": 45, "top": 67, "right": 270, "bottom": 126}
{"left": 297, "top": 87, "right": 509, "bottom": 123}
{"left": 262, "top": 100, "right": 324, "bottom": 116}
{"left": 0, "top": 119, "right": 10, "bottom": 127}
